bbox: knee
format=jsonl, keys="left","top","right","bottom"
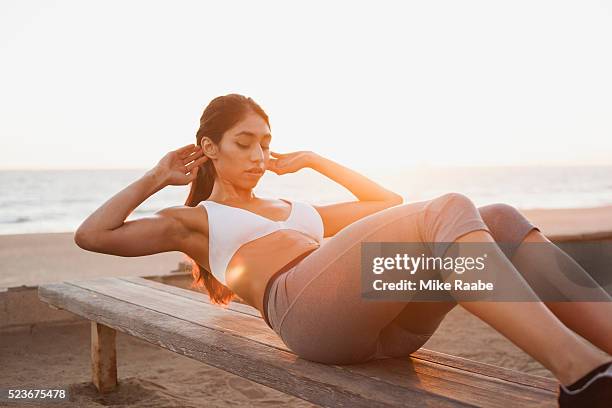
{"left": 421, "top": 192, "right": 479, "bottom": 231}
{"left": 433, "top": 192, "right": 477, "bottom": 212}
{"left": 422, "top": 192, "right": 479, "bottom": 223}
{"left": 438, "top": 192, "right": 473, "bottom": 202}
{"left": 477, "top": 202, "right": 540, "bottom": 246}
{"left": 478, "top": 202, "right": 523, "bottom": 227}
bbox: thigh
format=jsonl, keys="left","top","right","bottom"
{"left": 277, "top": 199, "right": 434, "bottom": 364}
{"left": 374, "top": 202, "right": 543, "bottom": 358}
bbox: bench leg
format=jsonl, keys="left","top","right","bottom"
{"left": 90, "top": 321, "right": 118, "bottom": 393}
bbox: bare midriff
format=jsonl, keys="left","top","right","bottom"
{"left": 220, "top": 229, "right": 320, "bottom": 317}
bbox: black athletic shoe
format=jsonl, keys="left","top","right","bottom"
{"left": 557, "top": 362, "right": 612, "bottom": 407}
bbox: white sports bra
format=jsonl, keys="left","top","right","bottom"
{"left": 199, "top": 198, "right": 324, "bottom": 285}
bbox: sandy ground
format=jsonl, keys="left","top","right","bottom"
{"left": 521, "top": 204, "right": 612, "bottom": 239}
{"left": 0, "top": 232, "right": 186, "bottom": 289}
{"left": 1, "top": 204, "right": 611, "bottom": 406}
{"left": 0, "top": 321, "right": 320, "bottom": 408}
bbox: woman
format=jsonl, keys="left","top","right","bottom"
{"left": 75, "top": 93, "right": 611, "bottom": 407}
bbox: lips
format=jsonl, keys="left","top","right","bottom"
{"left": 246, "top": 168, "right": 264, "bottom": 175}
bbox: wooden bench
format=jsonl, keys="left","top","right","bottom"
{"left": 38, "top": 276, "right": 559, "bottom": 407}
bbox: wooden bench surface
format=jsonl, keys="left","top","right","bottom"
{"left": 38, "top": 276, "right": 559, "bottom": 407}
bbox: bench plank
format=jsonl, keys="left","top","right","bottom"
{"left": 38, "top": 280, "right": 465, "bottom": 408}
{"left": 70, "top": 278, "right": 497, "bottom": 405}
{"left": 38, "top": 277, "right": 558, "bottom": 407}
{"left": 122, "top": 276, "right": 559, "bottom": 393}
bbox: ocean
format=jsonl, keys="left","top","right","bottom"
{"left": 1, "top": 165, "right": 612, "bottom": 235}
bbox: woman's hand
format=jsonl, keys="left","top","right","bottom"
{"left": 152, "top": 143, "right": 208, "bottom": 186}
{"left": 267, "top": 150, "right": 316, "bottom": 175}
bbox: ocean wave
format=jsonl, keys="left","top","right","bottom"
{"left": 2, "top": 167, "right": 612, "bottom": 234}
{"left": 1, "top": 216, "right": 31, "bottom": 224}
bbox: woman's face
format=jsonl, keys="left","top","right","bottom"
{"left": 210, "top": 111, "right": 272, "bottom": 187}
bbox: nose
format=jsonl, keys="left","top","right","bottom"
{"left": 250, "top": 144, "right": 266, "bottom": 163}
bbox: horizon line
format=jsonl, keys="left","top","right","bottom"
{"left": 1, "top": 163, "right": 612, "bottom": 171}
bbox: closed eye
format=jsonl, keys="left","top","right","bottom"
{"left": 237, "top": 142, "right": 270, "bottom": 150}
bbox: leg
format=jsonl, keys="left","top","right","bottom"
{"left": 423, "top": 194, "right": 611, "bottom": 386}
{"left": 274, "top": 192, "right": 608, "bottom": 385}
{"left": 274, "top": 198, "right": 441, "bottom": 364}
{"left": 478, "top": 203, "right": 612, "bottom": 354}
{"left": 452, "top": 229, "right": 610, "bottom": 386}
{"left": 375, "top": 201, "right": 549, "bottom": 354}
{"left": 380, "top": 198, "right": 612, "bottom": 387}
{"left": 271, "top": 193, "right": 495, "bottom": 363}
{"left": 517, "top": 230, "right": 612, "bottom": 354}
{"left": 268, "top": 193, "right": 486, "bottom": 362}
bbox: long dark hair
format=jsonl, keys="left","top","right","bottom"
{"left": 184, "top": 93, "right": 271, "bottom": 305}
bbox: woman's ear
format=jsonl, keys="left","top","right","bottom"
{"left": 200, "top": 137, "right": 218, "bottom": 159}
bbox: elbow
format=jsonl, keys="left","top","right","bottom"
{"left": 74, "top": 228, "right": 96, "bottom": 251}
{"left": 389, "top": 194, "right": 404, "bottom": 205}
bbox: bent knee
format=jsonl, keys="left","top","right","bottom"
{"left": 477, "top": 202, "right": 541, "bottom": 250}
{"left": 478, "top": 202, "right": 520, "bottom": 219}
{"left": 430, "top": 192, "right": 476, "bottom": 213}
{"left": 478, "top": 202, "right": 530, "bottom": 231}
{"left": 437, "top": 192, "right": 473, "bottom": 204}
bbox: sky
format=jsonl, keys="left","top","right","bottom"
{"left": 1, "top": 0, "right": 611, "bottom": 171}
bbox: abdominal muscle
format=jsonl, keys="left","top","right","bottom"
{"left": 223, "top": 229, "right": 320, "bottom": 317}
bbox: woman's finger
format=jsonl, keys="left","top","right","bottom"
{"left": 269, "top": 159, "right": 282, "bottom": 175}
{"left": 182, "top": 149, "right": 204, "bottom": 165}
{"left": 181, "top": 145, "right": 201, "bottom": 159}
{"left": 177, "top": 143, "right": 196, "bottom": 154}
{"left": 185, "top": 156, "right": 207, "bottom": 172}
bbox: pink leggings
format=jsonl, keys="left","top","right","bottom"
{"left": 264, "top": 193, "right": 540, "bottom": 365}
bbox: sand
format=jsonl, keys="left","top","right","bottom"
{"left": 0, "top": 321, "right": 319, "bottom": 408}
{"left": 0, "top": 232, "right": 186, "bottom": 289}
{"left": 2, "top": 204, "right": 611, "bottom": 406}
{"left": 521, "top": 204, "right": 612, "bottom": 240}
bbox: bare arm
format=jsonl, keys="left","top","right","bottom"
{"left": 267, "top": 149, "right": 404, "bottom": 236}
{"left": 306, "top": 152, "right": 404, "bottom": 237}
{"left": 307, "top": 152, "right": 403, "bottom": 202}
{"left": 74, "top": 144, "right": 207, "bottom": 256}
